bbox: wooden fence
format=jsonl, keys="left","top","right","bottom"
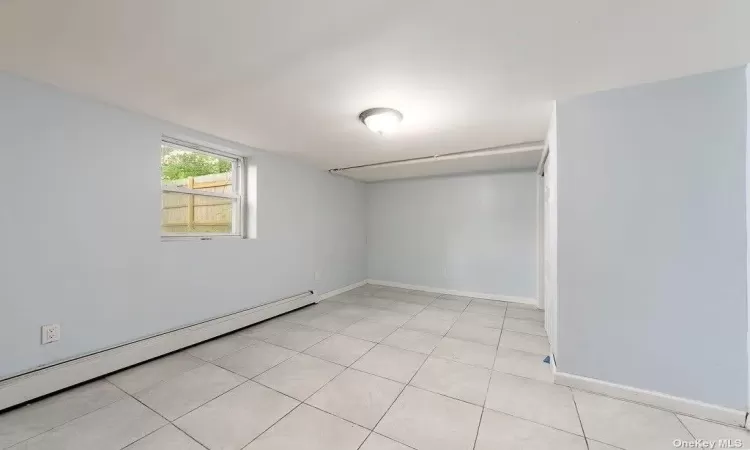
{"left": 161, "top": 173, "right": 233, "bottom": 233}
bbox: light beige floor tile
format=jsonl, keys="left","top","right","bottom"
{"left": 573, "top": 390, "right": 697, "bottom": 450}
{"left": 125, "top": 425, "right": 204, "bottom": 450}
{"left": 464, "top": 301, "right": 507, "bottom": 316}
{"left": 432, "top": 337, "right": 496, "bottom": 369}
{"left": 375, "top": 291, "right": 433, "bottom": 305}
{"left": 503, "top": 318, "right": 547, "bottom": 336}
{"left": 304, "top": 334, "right": 375, "bottom": 366}
{"left": 408, "top": 289, "right": 440, "bottom": 297}
{"left": 254, "top": 354, "right": 344, "bottom": 401}
{"left": 446, "top": 322, "right": 501, "bottom": 346}
{"left": 494, "top": 347, "right": 553, "bottom": 382}
{"left": 174, "top": 381, "right": 298, "bottom": 449}
{"left": 382, "top": 329, "right": 441, "bottom": 354}
{"left": 213, "top": 340, "right": 297, "bottom": 378}
{"left": 262, "top": 322, "right": 333, "bottom": 351}
{"left": 0, "top": 380, "right": 126, "bottom": 449}
{"left": 366, "top": 310, "right": 413, "bottom": 326}
{"left": 307, "top": 368, "right": 404, "bottom": 429}
{"left": 402, "top": 315, "right": 455, "bottom": 336}
{"left": 410, "top": 357, "right": 490, "bottom": 406}
{"left": 378, "top": 287, "right": 412, "bottom": 294}
{"left": 506, "top": 307, "right": 544, "bottom": 322}
{"left": 107, "top": 352, "right": 204, "bottom": 394}
{"left": 359, "top": 433, "right": 412, "bottom": 450}
{"left": 485, "top": 372, "right": 582, "bottom": 435}
{"left": 352, "top": 344, "right": 428, "bottom": 383}
{"left": 359, "top": 297, "right": 397, "bottom": 310}
{"left": 441, "top": 294, "right": 485, "bottom": 303}
{"left": 279, "top": 306, "right": 326, "bottom": 325}
{"left": 384, "top": 301, "right": 427, "bottom": 315}
{"left": 499, "top": 330, "right": 550, "bottom": 356}
{"left": 329, "top": 294, "right": 370, "bottom": 305}
{"left": 187, "top": 333, "right": 258, "bottom": 362}
{"left": 328, "top": 305, "right": 376, "bottom": 319}
{"left": 415, "top": 307, "right": 461, "bottom": 322}
{"left": 134, "top": 364, "right": 246, "bottom": 420}
{"left": 340, "top": 319, "right": 400, "bottom": 342}
{"left": 375, "top": 386, "right": 482, "bottom": 450}
{"left": 475, "top": 409, "right": 587, "bottom": 450}
{"left": 574, "top": 390, "right": 695, "bottom": 450}
{"left": 16, "top": 397, "right": 165, "bottom": 450}
{"left": 244, "top": 404, "right": 368, "bottom": 450}
{"left": 401, "top": 307, "right": 459, "bottom": 335}
{"left": 587, "top": 440, "right": 623, "bottom": 450}
{"left": 455, "top": 311, "right": 504, "bottom": 329}
{"left": 305, "top": 312, "right": 362, "bottom": 332}
{"left": 677, "top": 415, "right": 750, "bottom": 444}
{"left": 429, "top": 298, "right": 469, "bottom": 312}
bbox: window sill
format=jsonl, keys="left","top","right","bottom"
{"left": 161, "top": 234, "right": 244, "bottom": 242}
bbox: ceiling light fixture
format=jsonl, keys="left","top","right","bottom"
{"left": 359, "top": 107, "right": 403, "bottom": 135}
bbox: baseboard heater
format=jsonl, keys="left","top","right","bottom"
{"left": 0, "top": 290, "right": 318, "bottom": 411}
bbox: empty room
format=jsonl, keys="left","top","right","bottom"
{"left": 1, "top": 1, "right": 750, "bottom": 449}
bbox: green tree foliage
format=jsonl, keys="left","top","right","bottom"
{"left": 161, "top": 146, "right": 232, "bottom": 180}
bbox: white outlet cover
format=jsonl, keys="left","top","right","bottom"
{"left": 41, "top": 324, "right": 60, "bottom": 344}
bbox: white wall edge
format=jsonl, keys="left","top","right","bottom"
{"left": 745, "top": 62, "right": 750, "bottom": 425}
{"left": 367, "top": 279, "right": 539, "bottom": 307}
{"left": 317, "top": 280, "right": 366, "bottom": 301}
{"left": 555, "top": 371, "right": 746, "bottom": 427}
{"left": 0, "top": 292, "right": 318, "bottom": 411}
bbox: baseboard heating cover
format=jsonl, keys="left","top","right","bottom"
{"left": 0, "top": 290, "right": 317, "bottom": 411}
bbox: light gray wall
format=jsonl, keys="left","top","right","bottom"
{"left": 0, "top": 73, "right": 366, "bottom": 379}
{"left": 367, "top": 171, "right": 538, "bottom": 299}
{"left": 556, "top": 67, "right": 748, "bottom": 410}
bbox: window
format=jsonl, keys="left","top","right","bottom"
{"left": 161, "top": 137, "right": 245, "bottom": 239}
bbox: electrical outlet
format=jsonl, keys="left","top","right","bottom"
{"left": 314, "top": 271, "right": 321, "bottom": 281}
{"left": 41, "top": 324, "right": 60, "bottom": 344}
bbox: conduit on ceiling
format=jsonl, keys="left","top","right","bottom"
{"left": 329, "top": 141, "right": 545, "bottom": 182}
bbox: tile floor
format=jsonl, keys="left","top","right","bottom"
{"left": 1, "top": 285, "right": 748, "bottom": 449}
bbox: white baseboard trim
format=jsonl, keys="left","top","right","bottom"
{"left": 366, "top": 279, "right": 539, "bottom": 307}
{"left": 555, "top": 371, "right": 746, "bottom": 427}
{"left": 0, "top": 291, "right": 318, "bottom": 411}
{"left": 317, "top": 280, "right": 366, "bottom": 301}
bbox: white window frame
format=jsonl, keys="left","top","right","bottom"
{"left": 161, "top": 136, "right": 246, "bottom": 241}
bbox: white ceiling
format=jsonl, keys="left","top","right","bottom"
{"left": 1, "top": 0, "right": 749, "bottom": 170}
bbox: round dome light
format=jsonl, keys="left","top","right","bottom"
{"left": 359, "top": 107, "right": 403, "bottom": 135}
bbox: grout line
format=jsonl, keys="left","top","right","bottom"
{"left": 356, "top": 432, "right": 419, "bottom": 450}
{"left": 235, "top": 318, "right": 413, "bottom": 449}
{"left": 481, "top": 407, "right": 590, "bottom": 440}
{"left": 472, "top": 300, "right": 507, "bottom": 450}
{"left": 355, "top": 330, "right": 435, "bottom": 450}
{"left": 120, "top": 423, "right": 169, "bottom": 449}
{"left": 123, "top": 423, "right": 209, "bottom": 450}
{"left": 131, "top": 374, "right": 247, "bottom": 423}
{"left": 239, "top": 402, "right": 304, "bottom": 449}
{"left": 675, "top": 413, "right": 697, "bottom": 440}
{"left": 570, "top": 393, "right": 590, "bottom": 450}
{"left": 4, "top": 381, "right": 130, "bottom": 449}
{"left": 238, "top": 323, "right": 409, "bottom": 450}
